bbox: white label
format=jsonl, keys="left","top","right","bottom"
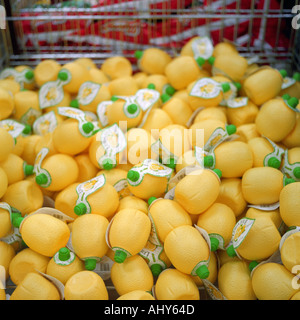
{"left": 113, "top": 179, "right": 132, "bottom": 199}
{"left": 31, "top": 207, "right": 74, "bottom": 223}
{"left": 33, "top": 147, "right": 52, "bottom": 188}
{"left": 20, "top": 108, "right": 42, "bottom": 126}
{"left": 263, "top": 136, "right": 285, "bottom": 168}
{"left": 282, "top": 77, "right": 296, "bottom": 90}
{"left": 189, "top": 78, "right": 221, "bottom": 99}
{"left": 185, "top": 107, "right": 205, "bottom": 127}
{"left": 220, "top": 82, "right": 237, "bottom": 107}
{"left": 230, "top": 218, "right": 255, "bottom": 250}
{"left": 150, "top": 139, "right": 178, "bottom": 164}
{"left": 134, "top": 88, "right": 160, "bottom": 112}
{"left": 202, "top": 279, "right": 227, "bottom": 300}
{"left": 191, "top": 36, "right": 214, "bottom": 60}
{"left": 77, "top": 81, "right": 101, "bottom": 106}
{"left": 116, "top": 96, "right": 141, "bottom": 118}
{"left": 33, "top": 111, "right": 58, "bottom": 135}
{"left": 282, "top": 149, "right": 300, "bottom": 181}
{"left": 97, "top": 100, "right": 113, "bottom": 127}
{"left": 0, "top": 67, "right": 34, "bottom": 89}
{"left": 37, "top": 271, "right": 65, "bottom": 300}
{"left": 226, "top": 97, "right": 249, "bottom": 108}
{"left": 0, "top": 119, "right": 25, "bottom": 139}
{"left": 248, "top": 202, "right": 280, "bottom": 211}
{"left": 53, "top": 250, "right": 76, "bottom": 266}
{"left": 93, "top": 255, "right": 114, "bottom": 281}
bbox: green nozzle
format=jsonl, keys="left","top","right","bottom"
{"left": 213, "top": 168, "right": 222, "bottom": 179}
{"left": 35, "top": 173, "right": 48, "bottom": 185}
{"left": 102, "top": 158, "right": 114, "bottom": 170}
{"left": 74, "top": 203, "right": 87, "bottom": 216}
{"left": 166, "top": 158, "right": 176, "bottom": 169}
{"left": 114, "top": 250, "right": 127, "bottom": 263}
{"left": 70, "top": 99, "right": 79, "bottom": 108}
{"left": 293, "top": 167, "right": 300, "bottom": 179}
{"left": 85, "top": 258, "right": 97, "bottom": 271}
{"left": 165, "top": 85, "right": 175, "bottom": 96}
{"left": 11, "top": 212, "right": 21, "bottom": 225}
{"left": 204, "top": 155, "right": 214, "bottom": 168}
{"left": 279, "top": 69, "right": 288, "bottom": 78}
{"left": 249, "top": 260, "right": 259, "bottom": 272}
{"left": 208, "top": 56, "right": 215, "bottom": 65}
{"left": 22, "top": 124, "right": 32, "bottom": 135}
{"left": 127, "top": 170, "right": 140, "bottom": 182}
{"left": 24, "top": 164, "right": 34, "bottom": 176}
{"left": 196, "top": 57, "right": 206, "bottom": 67}
{"left": 226, "top": 244, "right": 236, "bottom": 257}
{"left": 148, "top": 196, "right": 157, "bottom": 206}
{"left": 285, "top": 177, "right": 296, "bottom": 186}
{"left": 234, "top": 82, "right": 242, "bottom": 91}
{"left": 282, "top": 93, "right": 291, "bottom": 101}
{"left": 127, "top": 103, "right": 138, "bottom": 115}
{"left": 161, "top": 93, "right": 171, "bottom": 103}
{"left": 147, "top": 83, "right": 156, "bottom": 90}
{"left": 58, "top": 71, "right": 68, "bottom": 81}
{"left": 111, "top": 95, "right": 119, "bottom": 102}
{"left": 58, "top": 247, "right": 71, "bottom": 261}
{"left": 195, "top": 265, "right": 210, "bottom": 279}
{"left": 151, "top": 264, "right": 162, "bottom": 277}
{"left": 293, "top": 72, "right": 300, "bottom": 82}
{"left": 222, "top": 83, "right": 231, "bottom": 93}
{"left": 210, "top": 237, "right": 219, "bottom": 252}
{"left": 287, "top": 97, "right": 299, "bottom": 109}
{"left": 134, "top": 50, "right": 143, "bottom": 60}
{"left": 226, "top": 124, "right": 236, "bottom": 135}
{"left": 25, "top": 70, "right": 34, "bottom": 80}
{"left": 82, "top": 122, "right": 94, "bottom": 134}
{"left": 12, "top": 216, "right": 24, "bottom": 228}
{"left": 267, "top": 157, "right": 281, "bottom": 169}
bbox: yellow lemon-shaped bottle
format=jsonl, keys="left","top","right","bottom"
{"left": 0, "top": 167, "right": 8, "bottom": 199}
{"left": 251, "top": 262, "right": 299, "bottom": 300}
{"left": 282, "top": 115, "right": 300, "bottom": 148}
{"left": 13, "top": 90, "right": 40, "bottom": 123}
{"left": 74, "top": 153, "right": 98, "bottom": 183}
{"left": 0, "top": 241, "right": 15, "bottom": 281}
{"left": 0, "top": 205, "right": 12, "bottom": 238}
{"left": 17, "top": 213, "right": 70, "bottom": 257}
{"left": 241, "top": 167, "right": 284, "bottom": 205}
{"left": 218, "top": 260, "right": 256, "bottom": 300}
{"left": 88, "top": 67, "right": 109, "bottom": 84}
{"left": 117, "top": 195, "right": 148, "bottom": 215}
{"left": 155, "top": 268, "right": 200, "bottom": 300}
{"left": 0, "top": 78, "right": 20, "bottom": 96}
{"left": 20, "top": 134, "right": 42, "bottom": 165}
{"left": 245, "top": 207, "right": 282, "bottom": 230}
{"left": 10, "top": 272, "right": 61, "bottom": 300}
{"left": 235, "top": 123, "right": 260, "bottom": 143}
{"left": 193, "top": 106, "right": 227, "bottom": 124}
{"left": 64, "top": 270, "right": 108, "bottom": 300}
{"left": 108, "top": 76, "right": 139, "bottom": 97}
{"left": 213, "top": 41, "right": 238, "bottom": 57}
{"left": 0, "top": 87, "right": 14, "bottom": 120}
{"left": 110, "top": 254, "right": 154, "bottom": 296}
{"left": 75, "top": 58, "right": 97, "bottom": 70}
{"left": 226, "top": 99, "right": 259, "bottom": 127}
{"left": 54, "top": 183, "right": 79, "bottom": 220}
{"left": 46, "top": 247, "right": 85, "bottom": 285}
{"left": 34, "top": 59, "right": 61, "bottom": 88}
{"left": 164, "top": 225, "right": 210, "bottom": 279}
{"left": 71, "top": 214, "right": 109, "bottom": 270}
{"left": 8, "top": 247, "right": 50, "bottom": 285}
{"left": 281, "top": 231, "right": 300, "bottom": 274}
{"left": 117, "top": 290, "right": 155, "bottom": 300}
{"left": 108, "top": 208, "right": 151, "bottom": 263}
{"left": 101, "top": 56, "right": 132, "bottom": 80}
{"left": 0, "top": 127, "right": 14, "bottom": 162}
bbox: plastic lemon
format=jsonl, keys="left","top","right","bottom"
{"left": 245, "top": 207, "right": 282, "bottom": 230}
{"left": 279, "top": 182, "right": 300, "bottom": 227}
{"left": 251, "top": 262, "right": 299, "bottom": 300}
{"left": 282, "top": 115, "right": 300, "bottom": 148}
{"left": 226, "top": 99, "right": 259, "bottom": 127}
{"left": 64, "top": 270, "right": 108, "bottom": 300}
{"left": 0, "top": 127, "right": 14, "bottom": 162}
{"left": 148, "top": 198, "right": 192, "bottom": 243}
{"left": 141, "top": 74, "right": 170, "bottom": 95}
{"left": 218, "top": 260, "right": 256, "bottom": 300}
{"left": 108, "top": 208, "right": 151, "bottom": 263}
{"left": 0, "top": 167, "right": 8, "bottom": 199}
{"left": 46, "top": 247, "right": 85, "bottom": 285}
{"left": 235, "top": 123, "right": 260, "bottom": 143}
{"left": 10, "top": 272, "right": 61, "bottom": 300}
{"left": 2, "top": 180, "right": 44, "bottom": 216}
{"left": 174, "top": 168, "right": 221, "bottom": 215}
{"left": 34, "top": 59, "right": 61, "bottom": 87}
{"left": 74, "top": 153, "right": 98, "bottom": 183}
{"left": 13, "top": 90, "right": 40, "bottom": 122}
{"left": 117, "top": 196, "right": 148, "bottom": 214}
{"left": 8, "top": 248, "right": 50, "bottom": 285}
{"left": 108, "top": 76, "right": 139, "bottom": 97}
{"left": 88, "top": 67, "right": 109, "bottom": 84}
{"left": 110, "top": 254, "right": 154, "bottom": 296}
{"left": 0, "top": 78, "right": 20, "bottom": 96}
{"left": 280, "top": 232, "right": 300, "bottom": 273}
{"left": 133, "top": 72, "right": 148, "bottom": 89}
{"left": 75, "top": 57, "right": 97, "bottom": 70}
{"left": 155, "top": 268, "right": 200, "bottom": 300}
{"left": 194, "top": 106, "right": 227, "bottom": 124}
{"left": 0, "top": 241, "right": 16, "bottom": 280}
{"left": 117, "top": 290, "right": 155, "bottom": 300}
{"left": 19, "top": 213, "right": 70, "bottom": 257}
{"left": 175, "top": 149, "right": 198, "bottom": 173}
{"left": 71, "top": 214, "right": 109, "bottom": 270}
{"left": 164, "top": 225, "right": 210, "bottom": 279}
{"left": 101, "top": 56, "right": 132, "bottom": 80}
{"left": 0, "top": 87, "right": 14, "bottom": 120}
{"left": 20, "top": 134, "right": 42, "bottom": 165}
{"left": 241, "top": 167, "right": 284, "bottom": 205}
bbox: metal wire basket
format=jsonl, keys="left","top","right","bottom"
{"left": 1, "top": 0, "right": 300, "bottom": 73}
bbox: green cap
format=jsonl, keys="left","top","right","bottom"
{"left": 293, "top": 72, "right": 300, "bottom": 82}
{"left": 127, "top": 103, "right": 138, "bottom": 115}
{"left": 221, "top": 83, "right": 231, "bottom": 93}
{"left": 151, "top": 264, "right": 162, "bottom": 277}
{"left": 210, "top": 237, "right": 219, "bottom": 252}
{"left": 293, "top": 167, "right": 300, "bottom": 179}
{"left": 285, "top": 177, "right": 296, "bottom": 186}
{"left": 279, "top": 69, "right": 288, "bottom": 78}
{"left": 147, "top": 83, "right": 156, "bottom": 90}
{"left": 11, "top": 212, "right": 21, "bottom": 225}
{"left": 22, "top": 124, "right": 32, "bottom": 135}
{"left": 82, "top": 122, "right": 94, "bottom": 134}
{"left": 226, "top": 124, "right": 236, "bottom": 135}
{"left": 148, "top": 196, "right": 157, "bottom": 206}
{"left": 226, "top": 244, "right": 236, "bottom": 257}
{"left": 267, "top": 157, "right": 281, "bottom": 169}
{"left": 70, "top": 99, "right": 79, "bottom": 108}
{"left": 58, "top": 247, "right": 71, "bottom": 261}
{"left": 195, "top": 265, "right": 210, "bottom": 279}
{"left": 213, "top": 168, "right": 222, "bottom": 179}
{"left": 249, "top": 260, "right": 259, "bottom": 272}
{"left": 111, "top": 95, "right": 119, "bottom": 102}
{"left": 161, "top": 93, "right": 171, "bottom": 103}
{"left": 24, "top": 164, "right": 34, "bottom": 176}
{"left": 25, "top": 70, "right": 34, "bottom": 80}
{"left": 114, "top": 250, "right": 127, "bottom": 263}
{"left": 208, "top": 56, "right": 215, "bottom": 65}
{"left": 204, "top": 155, "right": 214, "bottom": 168}
{"left": 74, "top": 203, "right": 87, "bottom": 216}
{"left": 127, "top": 170, "right": 140, "bottom": 182}
{"left": 282, "top": 94, "right": 291, "bottom": 101}
{"left": 196, "top": 57, "right": 206, "bottom": 67}
{"left": 58, "top": 70, "right": 69, "bottom": 81}
{"left": 12, "top": 216, "right": 24, "bottom": 228}
{"left": 287, "top": 97, "right": 299, "bottom": 109}
{"left": 102, "top": 158, "right": 114, "bottom": 170}
{"left": 85, "top": 258, "right": 97, "bottom": 271}
{"left": 234, "top": 82, "right": 242, "bottom": 91}
{"left": 166, "top": 158, "right": 176, "bottom": 169}
{"left": 165, "top": 85, "right": 175, "bottom": 96}
{"left": 134, "top": 50, "right": 143, "bottom": 60}
{"left": 35, "top": 173, "right": 48, "bottom": 185}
